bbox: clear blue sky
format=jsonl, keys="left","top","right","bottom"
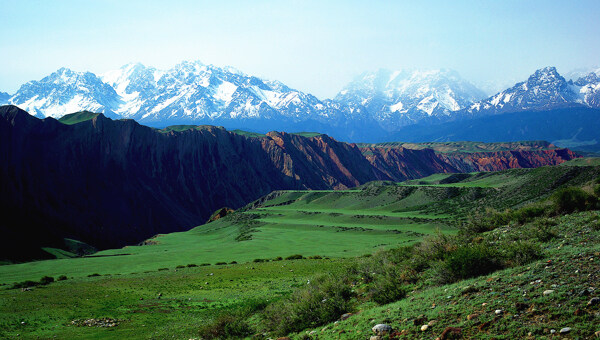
{"left": 1, "top": 0, "right": 598, "bottom": 98}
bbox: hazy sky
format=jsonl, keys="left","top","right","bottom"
{"left": 1, "top": 0, "right": 599, "bottom": 98}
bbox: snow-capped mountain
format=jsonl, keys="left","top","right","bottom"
{"left": 9, "top": 68, "right": 121, "bottom": 118}
{"left": 334, "top": 69, "right": 486, "bottom": 128}
{"left": 467, "top": 67, "right": 600, "bottom": 115}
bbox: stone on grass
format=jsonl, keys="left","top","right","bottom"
{"left": 560, "top": 327, "right": 571, "bottom": 334}
{"left": 372, "top": 324, "right": 392, "bottom": 335}
{"left": 543, "top": 289, "right": 554, "bottom": 296}
{"left": 420, "top": 324, "right": 429, "bottom": 331}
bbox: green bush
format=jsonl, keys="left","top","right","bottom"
{"left": 229, "top": 261, "right": 237, "bottom": 264}
{"left": 186, "top": 264, "right": 197, "bottom": 268}
{"left": 263, "top": 274, "right": 354, "bottom": 335}
{"left": 253, "top": 258, "right": 267, "bottom": 263}
{"left": 552, "top": 186, "right": 596, "bottom": 214}
{"left": 215, "top": 262, "right": 227, "bottom": 265}
{"left": 88, "top": 273, "right": 101, "bottom": 277}
{"left": 11, "top": 280, "right": 38, "bottom": 289}
{"left": 444, "top": 244, "right": 502, "bottom": 281}
{"left": 198, "top": 313, "right": 252, "bottom": 339}
{"left": 272, "top": 257, "right": 283, "bottom": 261}
{"left": 57, "top": 275, "right": 68, "bottom": 281}
{"left": 511, "top": 205, "right": 547, "bottom": 224}
{"left": 39, "top": 276, "right": 55, "bottom": 285}
{"left": 502, "top": 241, "right": 542, "bottom": 266}
{"left": 175, "top": 265, "right": 185, "bottom": 269}
{"left": 369, "top": 268, "right": 407, "bottom": 304}
{"left": 285, "top": 254, "right": 304, "bottom": 260}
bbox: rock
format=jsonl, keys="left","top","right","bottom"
{"left": 370, "top": 336, "right": 382, "bottom": 340}
{"left": 428, "top": 320, "right": 437, "bottom": 326}
{"left": 276, "top": 337, "right": 291, "bottom": 340}
{"left": 560, "top": 327, "right": 571, "bottom": 334}
{"left": 543, "top": 289, "right": 554, "bottom": 296}
{"left": 588, "top": 297, "right": 600, "bottom": 306}
{"left": 421, "top": 325, "right": 429, "bottom": 331}
{"left": 467, "top": 313, "right": 478, "bottom": 320}
{"left": 481, "top": 302, "right": 488, "bottom": 307}
{"left": 495, "top": 309, "right": 504, "bottom": 315}
{"left": 308, "top": 330, "right": 316, "bottom": 336}
{"left": 550, "top": 329, "right": 556, "bottom": 334}
{"left": 340, "top": 313, "right": 352, "bottom": 321}
{"left": 372, "top": 324, "right": 393, "bottom": 335}
{"left": 439, "top": 327, "right": 462, "bottom": 340}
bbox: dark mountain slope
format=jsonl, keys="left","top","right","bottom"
{"left": 0, "top": 105, "right": 580, "bottom": 262}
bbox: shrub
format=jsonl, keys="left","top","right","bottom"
{"left": 308, "top": 255, "right": 322, "bottom": 259}
{"left": 215, "top": 262, "right": 227, "bottom": 265}
{"left": 502, "top": 241, "right": 543, "bottom": 267}
{"left": 175, "top": 265, "right": 185, "bottom": 269}
{"left": 272, "top": 257, "right": 283, "bottom": 261}
{"left": 198, "top": 314, "right": 252, "bottom": 339}
{"left": 186, "top": 264, "right": 197, "bottom": 268}
{"left": 263, "top": 274, "right": 354, "bottom": 335}
{"left": 253, "top": 258, "right": 267, "bottom": 263}
{"left": 200, "top": 263, "right": 211, "bottom": 266}
{"left": 511, "top": 205, "right": 547, "bottom": 224}
{"left": 11, "top": 280, "right": 38, "bottom": 289}
{"left": 229, "top": 261, "right": 237, "bottom": 264}
{"left": 157, "top": 268, "right": 168, "bottom": 271}
{"left": 57, "top": 275, "right": 68, "bottom": 281}
{"left": 444, "top": 244, "right": 502, "bottom": 281}
{"left": 285, "top": 254, "right": 304, "bottom": 260}
{"left": 39, "top": 276, "right": 55, "bottom": 285}
{"left": 552, "top": 186, "right": 596, "bottom": 214}
{"left": 88, "top": 273, "right": 101, "bottom": 277}
{"left": 530, "top": 218, "right": 558, "bottom": 242}
{"left": 369, "top": 268, "right": 407, "bottom": 305}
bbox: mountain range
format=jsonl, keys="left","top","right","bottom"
{"left": 0, "top": 105, "right": 578, "bottom": 262}
{"left": 3, "top": 62, "right": 598, "bottom": 144}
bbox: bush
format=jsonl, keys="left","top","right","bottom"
{"left": 502, "top": 241, "right": 543, "bottom": 266}
{"left": 57, "top": 275, "right": 68, "bottom": 281}
{"left": 369, "top": 268, "right": 407, "bottom": 305}
{"left": 511, "top": 205, "right": 547, "bottom": 224}
{"left": 444, "top": 244, "right": 502, "bottom": 281}
{"left": 215, "top": 262, "right": 227, "bottom": 265}
{"left": 11, "top": 280, "right": 38, "bottom": 289}
{"left": 229, "top": 261, "right": 237, "bottom": 264}
{"left": 200, "top": 263, "right": 211, "bottom": 266}
{"left": 263, "top": 274, "right": 354, "bottom": 335}
{"left": 186, "top": 264, "right": 197, "bottom": 268}
{"left": 285, "top": 254, "right": 304, "bottom": 260}
{"left": 88, "top": 273, "right": 101, "bottom": 277}
{"left": 552, "top": 186, "right": 596, "bottom": 214}
{"left": 175, "top": 265, "right": 185, "bottom": 269}
{"left": 530, "top": 218, "right": 558, "bottom": 242}
{"left": 198, "top": 314, "right": 252, "bottom": 339}
{"left": 253, "top": 258, "right": 267, "bottom": 263}
{"left": 39, "top": 276, "right": 55, "bottom": 285}
{"left": 272, "top": 257, "right": 283, "bottom": 261}
{"left": 308, "top": 255, "right": 323, "bottom": 259}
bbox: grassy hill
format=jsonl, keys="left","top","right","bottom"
{"left": 1, "top": 165, "right": 599, "bottom": 339}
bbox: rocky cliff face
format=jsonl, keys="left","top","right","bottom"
{"left": 0, "top": 105, "right": 580, "bottom": 261}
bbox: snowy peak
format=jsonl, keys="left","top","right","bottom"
{"left": 467, "top": 66, "right": 600, "bottom": 115}
{"left": 335, "top": 68, "right": 485, "bottom": 125}
{"left": 9, "top": 68, "right": 120, "bottom": 118}
{"left": 0, "top": 92, "right": 9, "bottom": 104}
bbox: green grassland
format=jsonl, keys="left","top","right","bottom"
{"left": 58, "top": 111, "right": 101, "bottom": 125}
{"left": 1, "top": 165, "right": 599, "bottom": 339}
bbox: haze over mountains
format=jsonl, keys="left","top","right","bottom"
{"left": 2, "top": 62, "right": 599, "bottom": 146}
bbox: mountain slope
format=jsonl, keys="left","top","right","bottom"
{"left": 466, "top": 67, "right": 600, "bottom": 115}
{"left": 0, "top": 106, "right": 580, "bottom": 261}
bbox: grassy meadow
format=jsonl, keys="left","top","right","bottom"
{"left": 1, "top": 163, "right": 600, "bottom": 339}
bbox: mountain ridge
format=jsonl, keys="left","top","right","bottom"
{"left": 0, "top": 105, "right": 580, "bottom": 261}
